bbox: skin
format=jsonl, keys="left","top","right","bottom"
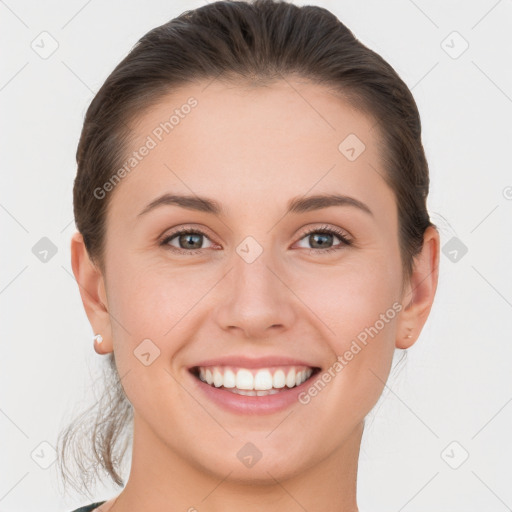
{"left": 71, "top": 77, "right": 439, "bottom": 512}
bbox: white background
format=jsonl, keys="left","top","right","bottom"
{"left": 1, "top": 0, "right": 511, "bottom": 510}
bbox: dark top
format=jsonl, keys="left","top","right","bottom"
{"left": 69, "top": 501, "right": 106, "bottom": 512}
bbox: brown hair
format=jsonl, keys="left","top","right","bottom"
{"left": 59, "top": 0, "right": 436, "bottom": 497}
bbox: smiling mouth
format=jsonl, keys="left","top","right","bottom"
{"left": 189, "top": 365, "right": 322, "bottom": 396}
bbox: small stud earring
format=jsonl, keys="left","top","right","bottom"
{"left": 93, "top": 334, "right": 103, "bottom": 344}
{"left": 406, "top": 329, "right": 412, "bottom": 339}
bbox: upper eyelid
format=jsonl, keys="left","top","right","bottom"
{"left": 301, "top": 224, "right": 351, "bottom": 238}
{"left": 160, "top": 224, "right": 215, "bottom": 240}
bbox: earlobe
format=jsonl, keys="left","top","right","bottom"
{"left": 395, "top": 226, "right": 440, "bottom": 349}
{"left": 92, "top": 332, "right": 112, "bottom": 355}
{"left": 70, "top": 231, "right": 114, "bottom": 354}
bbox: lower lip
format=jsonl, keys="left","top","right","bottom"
{"left": 189, "top": 370, "right": 320, "bottom": 415}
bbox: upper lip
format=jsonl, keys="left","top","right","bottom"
{"left": 189, "top": 355, "right": 321, "bottom": 370}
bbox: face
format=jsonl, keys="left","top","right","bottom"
{"left": 96, "top": 78, "right": 410, "bottom": 481}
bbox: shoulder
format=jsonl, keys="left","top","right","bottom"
{"left": 69, "top": 501, "right": 106, "bottom": 512}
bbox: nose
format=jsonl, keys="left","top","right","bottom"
{"left": 214, "top": 248, "right": 297, "bottom": 340}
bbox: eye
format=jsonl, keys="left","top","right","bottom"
{"left": 159, "top": 224, "right": 353, "bottom": 255}
{"left": 160, "top": 227, "right": 216, "bottom": 254}
{"left": 295, "top": 224, "right": 353, "bottom": 254}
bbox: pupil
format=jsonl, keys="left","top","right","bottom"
{"left": 181, "top": 233, "right": 202, "bottom": 249}
{"left": 311, "top": 233, "right": 332, "bottom": 248}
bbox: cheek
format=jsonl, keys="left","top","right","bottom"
{"left": 296, "top": 267, "right": 400, "bottom": 429}
{"left": 307, "top": 254, "right": 399, "bottom": 326}
{"left": 296, "top": 252, "right": 401, "bottom": 375}
{"left": 107, "top": 252, "right": 199, "bottom": 328}
{"left": 105, "top": 262, "right": 202, "bottom": 406}
{"left": 106, "top": 256, "right": 218, "bottom": 375}
{"left": 288, "top": 265, "right": 401, "bottom": 452}
{"left": 335, "top": 279, "right": 398, "bottom": 351}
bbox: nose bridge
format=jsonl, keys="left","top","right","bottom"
{"left": 234, "top": 243, "right": 276, "bottom": 297}
{"left": 215, "top": 236, "right": 296, "bottom": 336}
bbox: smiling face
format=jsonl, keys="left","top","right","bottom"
{"left": 74, "top": 77, "right": 434, "bottom": 488}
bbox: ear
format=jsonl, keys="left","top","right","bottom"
{"left": 396, "top": 225, "right": 440, "bottom": 349}
{"left": 70, "top": 231, "right": 113, "bottom": 354}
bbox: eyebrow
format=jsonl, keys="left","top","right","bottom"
{"left": 137, "top": 193, "right": 373, "bottom": 218}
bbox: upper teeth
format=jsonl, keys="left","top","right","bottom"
{"left": 197, "top": 366, "right": 314, "bottom": 390}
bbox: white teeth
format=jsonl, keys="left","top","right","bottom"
{"left": 196, "top": 366, "right": 314, "bottom": 392}
{"left": 286, "top": 368, "right": 296, "bottom": 388}
{"left": 231, "top": 389, "right": 281, "bottom": 396}
{"left": 223, "top": 369, "right": 236, "bottom": 388}
{"left": 253, "top": 369, "right": 273, "bottom": 390}
{"left": 235, "top": 389, "right": 254, "bottom": 396}
{"left": 273, "top": 369, "right": 286, "bottom": 388}
{"left": 256, "top": 389, "right": 280, "bottom": 396}
{"left": 236, "top": 369, "right": 254, "bottom": 390}
{"left": 213, "top": 368, "right": 223, "bottom": 387}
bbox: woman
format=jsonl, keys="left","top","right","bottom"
{"left": 59, "top": 0, "right": 440, "bottom": 510}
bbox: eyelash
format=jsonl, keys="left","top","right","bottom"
{"left": 159, "top": 224, "right": 353, "bottom": 256}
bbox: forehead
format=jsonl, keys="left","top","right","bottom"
{"left": 108, "top": 78, "right": 396, "bottom": 223}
